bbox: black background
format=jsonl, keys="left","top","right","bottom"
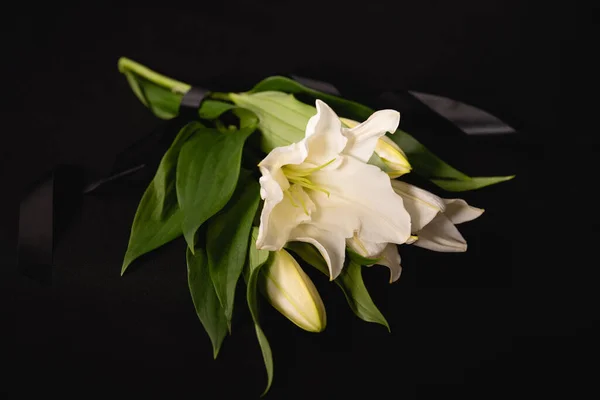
{"left": 1, "top": 4, "right": 593, "bottom": 399}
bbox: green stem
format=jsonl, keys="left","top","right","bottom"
{"left": 210, "top": 92, "right": 233, "bottom": 101}
{"left": 118, "top": 57, "right": 236, "bottom": 107}
{"left": 118, "top": 57, "right": 191, "bottom": 94}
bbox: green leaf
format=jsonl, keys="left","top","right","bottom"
{"left": 249, "top": 75, "right": 373, "bottom": 121}
{"left": 248, "top": 228, "right": 270, "bottom": 277}
{"left": 246, "top": 228, "right": 274, "bottom": 396}
{"left": 285, "top": 242, "right": 390, "bottom": 331}
{"left": 285, "top": 241, "right": 329, "bottom": 276}
{"left": 121, "top": 122, "right": 201, "bottom": 275}
{"left": 118, "top": 57, "right": 235, "bottom": 121}
{"left": 337, "top": 261, "right": 390, "bottom": 332}
{"left": 391, "top": 130, "right": 469, "bottom": 180}
{"left": 230, "top": 91, "right": 315, "bottom": 151}
{"left": 253, "top": 323, "right": 273, "bottom": 397}
{"left": 198, "top": 101, "right": 237, "bottom": 120}
{"left": 206, "top": 171, "right": 261, "bottom": 325}
{"left": 430, "top": 175, "right": 515, "bottom": 192}
{"left": 186, "top": 246, "right": 229, "bottom": 359}
{"left": 390, "top": 130, "right": 516, "bottom": 191}
{"left": 176, "top": 125, "right": 256, "bottom": 251}
{"left": 119, "top": 57, "right": 189, "bottom": 119}
{"left": 234, "top": 108, "right": 259, "bottom": 130}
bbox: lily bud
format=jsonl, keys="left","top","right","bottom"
{"left": 374, "top": 135, "right": 412, "bottom": 177}
{"left": 340, "top": 117, "right": 411, "bottom": 177}
{"left": 259, "top": 249, "right": 327, "bottom": 332}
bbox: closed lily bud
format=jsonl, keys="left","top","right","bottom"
{"left": 374, "top": 135, "right": 412, "bottom": 177}
{"left": 259, "top": 249, "right": 327, "bottom": 333}
{"left": 340, "top": 117, "right": 412, "bottom": 177}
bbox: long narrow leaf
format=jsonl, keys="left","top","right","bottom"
{"left": 246, "top": 228, "right": 274, "bottom": 396}
{"left": 431, "top": 176, "right": 515, "bottom": 192}
{"left": 176, "top": 126, "right": 255, "bottom": 251}
{"left": 187, "top": 247, "right": 228, "bottom": 358}
{"left": 207, "top": 171, "right": 261, "bottom": 325}
{"left": 121, "top": 122, "right": 202, "bottom": 275}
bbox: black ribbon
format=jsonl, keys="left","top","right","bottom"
{"left": 180, "top": 86, "right": 210, "bottom": 113}
{"left": 291, "top": 74, "right": 516, "bottom": 136}
{"left": 17, "top": 166, "right": 83, "bottom": 284}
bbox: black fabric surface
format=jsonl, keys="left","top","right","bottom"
{"left": 1, "top": 4, "right": 591, "bottom": 399}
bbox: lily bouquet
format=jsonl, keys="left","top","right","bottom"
{"left": 118, "top": 58, "right": 513, "bottom": 395}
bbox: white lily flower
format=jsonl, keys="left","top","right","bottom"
{"left": 391, "top": 180, "right": 484, "bottom": 252}
{"left": 256, "top": 100, "right": 411, "bottom": 280}
{"left": 347, "top": 181, "right": 483, "bottom": 281}
{"left": 260, "top": 249, "right": 327, "bottom": 332}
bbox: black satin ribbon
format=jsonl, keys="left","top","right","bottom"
{"left": 291, "top": 74, "right": 516, "bottom": 136}
{"left": 180, "top": 86, "right": 210, "bottom": 113}
{"left": 17, "top": 171, "right": 55, "bottom": 284}
{"left": 290, "top": 75, "right": 342, "bottom": 97}
{"left": 407, "top": 91, "right": 516, "bottom": 135}
{"left": 17, "top": 166, "right": 83, "bottom": 284}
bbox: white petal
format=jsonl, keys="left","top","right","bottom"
{"left": 391, "top": 180, "right": 444, "bottom": 232}
{"left": 258, "top": 140, "right": 309, "bottom": 190}
{"left": 442, "top": 199, "right": 484, "bottom": 225}
{"left": 346, "top": 235, "right": 387, "bottom": 258}
{"left": 258, "top": 167, "right": 286, "bottom": 204}
{"left": 413, "top": 214, "right": 467, "bottom": 252}
{"left": 290, "top": 224, "right": 347, "bottom": 280}
{"left": 373, "top": 243, "right": 402, "bottom": 283}
{"left": 310, "top": 156, "right": 411, "bottom": 245}
{"left": 342, "top": 110, "right": 400, "bottom": 163}
{"left": 304, "top": 100, "right": 347, "bottom": 166}
{"left": 257, "top": 169, "right": 285, "bottom": 248}
{"left": 257, "top": 184, "right": 315, "bottom": 251}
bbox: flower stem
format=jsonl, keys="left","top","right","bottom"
{"left": 118, "top": 58, "right": 236, "bottom": 104}
{"left": 210, "top": 92, "right": 233, "bottom": 101}
{"left": 118, "top": 57, "right": 191, "bottom": 94}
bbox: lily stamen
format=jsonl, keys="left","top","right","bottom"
{"left": 283, "top": 158, "right": 336, "bottom": 177}
{"left": 284, "top": 189, "right": 300, "bottom": 208}
{"left": 285, "top": 185, "right": 310, "bottom": 215}
{"left": 282, "top": 158, "right": 335, "bottom": 197}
